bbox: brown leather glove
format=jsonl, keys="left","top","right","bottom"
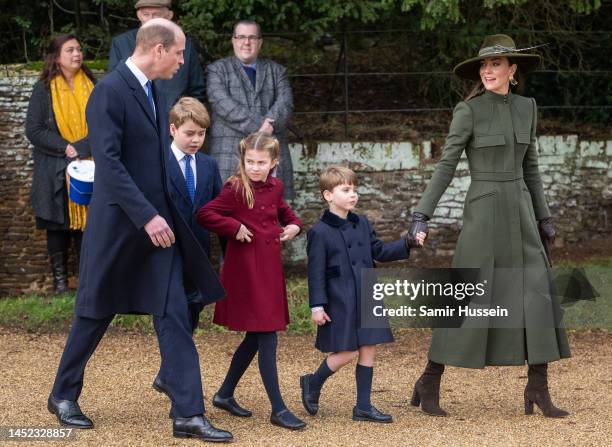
{"left": 405, "top": 212, "right": 429, "bottom": 249}
{"left": 538, "top": 217, "right": 555, "bottom": 267}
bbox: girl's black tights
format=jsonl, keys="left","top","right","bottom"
{"left": 217, "top": 331, "right": 287, "bottom": 413}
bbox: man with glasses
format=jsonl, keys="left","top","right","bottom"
{"left": 206, "top": 20, "right": 295, "bottom": 199}
{"left": 108, "top": 0, "right": 205, "bottom": 114}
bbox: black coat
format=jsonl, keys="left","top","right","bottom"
{"left": 74, "top": 62, "right": 224, "bottom": 319}
{"left": 307, "top": 210, "right": 409, "bottom": 352}
{"left": 25, "top": 80, "right": 92, "bottom": 226}
{"left": 108, "top": 29, "right": 206, "bottom": 113}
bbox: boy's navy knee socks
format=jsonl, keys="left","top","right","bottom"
{"left": 309, "top": 357, "right": 334, "bottom": 392}
{"left": 355, "top": 364, "right": 373, "bottom": 411}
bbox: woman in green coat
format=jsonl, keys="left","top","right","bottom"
{"left": 406, "top": 35, "right": 570, "bottom": 418}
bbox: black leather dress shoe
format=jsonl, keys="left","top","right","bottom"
{"left": 352, "top": 405, "right": 393, "bottom": 423}
{"left": 300, "top": 374, "right": 320, "bottom": 415}
{"left": 47, "top": 395, "right": 93, "bottom": 429}
{"left": 270, "top": 409, "right": 306, "bottom": 430}
{"left": 212, "top": 393, "right": 252, "bottom": 417}
{"left": 152, "top": 375, "right": 170, "bottom": 397}
{"left": 173, "top": 415, "right": 233, "bottom": 442}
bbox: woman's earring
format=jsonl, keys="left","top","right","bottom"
{"left": 510, "top": 75, "right": 518, "bottom": 86}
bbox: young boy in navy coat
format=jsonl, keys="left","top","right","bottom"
{"left": 153, "top": 97, "right": 223, "bottom": 397}
{"left": 300, "top": 166, "right": 426, "bottom": 423}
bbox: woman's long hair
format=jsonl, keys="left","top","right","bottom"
{"left": 464, "top": 58, "right": 525, "bottom": 101}
{"left": 229, "top": 132, "right": 281, "bottom": 209}
{"left": 40, "top": 34, "right": 95, "bottom": 88}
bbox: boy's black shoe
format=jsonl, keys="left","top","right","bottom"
{"left": 300, "top": 374, "right": 320, "bottom": 415}
{"left": 212, "top": 393, "right": 252, "bottom": 417}
{"left": 352, "top": 405, "right": 393, "bottom": 423}
{"left": 270, "top": 409, "right": 306, "bottom": 430}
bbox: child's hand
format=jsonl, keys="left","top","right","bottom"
{"left": 415, "top": 231, "right": 427, "bottom": 246}
{"left": 312, "top": 309, "right": 331, "bottom": 326}
{"left": 280, "top": 224, "right": 300, "bottom": 242}
{"left": 236, "top": 224, "right": 253, "bottom": 242}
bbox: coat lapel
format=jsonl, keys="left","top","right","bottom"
{"left": 254, "top": 59, "right": 266, "bottom": 96}
{"left": 116, "top": 62, "right": 158, "bottom": 132}
{"left": 168, "top": 151, "right": 192, "bottom": 208}
{"left": 232, "top": 57, "right": 256, "bottom": 93}
{"left": 193, "top": 154, "right": 207, "bottom": 207}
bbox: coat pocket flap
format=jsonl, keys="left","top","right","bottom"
{"left": 326, "top": 265, "right": 341, "bottom": 279}
{"left": 474, "top": 134, "right": 505, "bottom": 148}
{"left": 515, "top": 132, "right": 531, "bottom": 144}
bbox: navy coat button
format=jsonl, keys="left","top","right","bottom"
{"left": 353, "top": 224, "right": 357, "bottom": 229}
{"left": 348, "top": 244, "right": 352, "bottom": 248}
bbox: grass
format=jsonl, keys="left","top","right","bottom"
{"left": 0, "top": 263, "right": 609, "bottom": 333}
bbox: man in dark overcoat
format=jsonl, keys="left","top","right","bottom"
{"left": 206, "top": 20, "right": 295, "bottom": 199}
{"left": 107, "top": 0, "right": 206, "bottom": 114}
{"left": 47, "top": 19, "right": 232, "bottom": 442}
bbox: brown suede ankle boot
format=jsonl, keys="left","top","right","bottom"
{"left": 524, "top": 363, "right": 569, "bottom": 418}
{"left": 410, "top": 360, "right": 447, "bottom": 416}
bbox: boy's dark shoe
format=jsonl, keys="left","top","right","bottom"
{"left": 352, "top": 405, "right": 393, "bottom": 423}
{"left": 300, "top": 374, "right": 320, "bottom": 415}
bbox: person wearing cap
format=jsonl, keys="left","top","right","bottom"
{"left": 107, "top": 0, "right": 205, "bottom": 114}
{"left": 206, "top": 20, "right": 295, "bottom": 200}
{"left": 406, "top": 35, "right": 570, "bottom": 418}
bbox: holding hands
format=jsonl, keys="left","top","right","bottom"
{"left": 65, "top": 143, "right": 78, "bottom": 159}
{"left": 406, "top": 212, "right": 430, "bottom": 248}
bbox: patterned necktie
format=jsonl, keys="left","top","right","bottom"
{"left": 183, "top": 154, "right": 195, "bottom": 203}
{"left": 145, "top": 80, "right": 156, "bottom": 118}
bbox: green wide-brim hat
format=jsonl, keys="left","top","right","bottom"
{"left": 453, "top": 34, "right": 542, "bottom": 81}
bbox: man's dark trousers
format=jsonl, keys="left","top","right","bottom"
{"left": 51, "top": 247, "right": 205, "bottom": 417}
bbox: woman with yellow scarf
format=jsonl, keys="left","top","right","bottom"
{"left": 25, "top": 34, "right": 95, "bottom": 294}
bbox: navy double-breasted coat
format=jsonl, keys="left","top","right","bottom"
{"left": 307, "top": 210, "right": 410, "bottom": 352}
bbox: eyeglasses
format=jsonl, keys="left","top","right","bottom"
{"left": 233, "top": 35, "right": 261, "bottom": 42}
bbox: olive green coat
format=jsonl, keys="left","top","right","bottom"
{"left": 416, "top": 90, "right": 570, "bottom": 368}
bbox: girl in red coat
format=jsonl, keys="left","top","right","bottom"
{"left": 197, "top": 132, "right": 305, "bottom": 430}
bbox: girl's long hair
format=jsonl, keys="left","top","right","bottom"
{"left": 40, "top": 34, "right": 95, "bottom": 88}
{"left": 229, "top": 132, "right": 281, "bottom": 209}
{"left": 464, "top": 58, "right": 525, "bottom": 101}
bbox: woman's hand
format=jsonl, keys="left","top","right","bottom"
{"left": 280, "top": 224, "right": 300, "bottom": 242}
{"left": 65, "top": 143, "right": 78, "bottom": 158}
{"left": 312, "top": 309, "right": 331, "bottom": 326}
{"left": 235, "top": 224, "right": 253, "bottom": 243}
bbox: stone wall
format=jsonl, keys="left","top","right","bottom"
{"left": 1, "top": 72, "right": 611, "bottom": 296}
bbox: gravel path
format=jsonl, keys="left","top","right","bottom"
{"left": 0, "top": 329, "right": 609, "bottom": 446}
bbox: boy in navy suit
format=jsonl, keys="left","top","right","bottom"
{"left": 300, "top": 166, "right": 426, "bottom": 423}
{"left": 167, "top": 96, "right": 223, "bottom": 331}
{"left": 153, "top": 97, "right": 223, "bottom": 398}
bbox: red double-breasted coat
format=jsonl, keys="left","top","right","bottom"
{"left": 196, "top": 176, "right": 301, "bottom": 332}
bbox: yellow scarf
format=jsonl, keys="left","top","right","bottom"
{"left": 50, "top": 69, "right": 94, "bottom": 231}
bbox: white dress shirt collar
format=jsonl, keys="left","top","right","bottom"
{"left": 125, "top": 57, "right": 150, "bottom": 93}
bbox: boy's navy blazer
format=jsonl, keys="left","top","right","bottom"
{"left": 167, "top": 150, "right": 223, "bottom": 256}
{"left": 75, "top": 62, "right": 224, "bottom": 319}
